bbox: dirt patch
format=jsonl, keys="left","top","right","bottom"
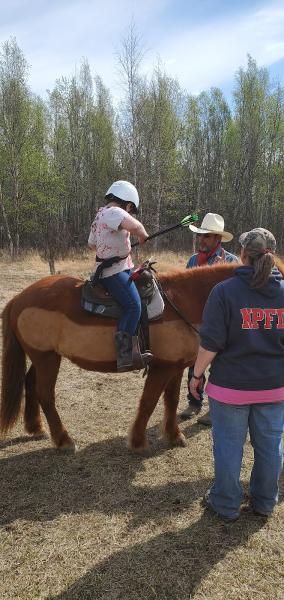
{"left": 0, "top": 253, "right": 283, "bottom": 600}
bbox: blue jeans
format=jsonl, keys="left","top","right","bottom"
{"left": 208, "top": 398, "right": 284, "bottom": 519}
{"left": 102, "top": 270, "right": 141, "bottom": 336}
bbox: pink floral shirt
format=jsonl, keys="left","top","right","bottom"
{"left": 88, "top": 206, "right": 134, "bottom": 277}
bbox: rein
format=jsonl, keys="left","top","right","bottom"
{"left": 155, "top": 278, "right": 200, "bottom": 336}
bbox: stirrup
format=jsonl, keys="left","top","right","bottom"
{"left": 132, "top": 336, "right": 153, "bottom": 370}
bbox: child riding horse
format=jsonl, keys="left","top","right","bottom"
{"left": 88, "top": 180, "right": 153, "bottom": 372}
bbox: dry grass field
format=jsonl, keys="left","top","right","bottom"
{"left": 0, "top": 251, "right": 283, "bottom": 600}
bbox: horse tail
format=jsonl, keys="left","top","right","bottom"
{"left": 1, "top": 299, "right": 26, "bottom": 433}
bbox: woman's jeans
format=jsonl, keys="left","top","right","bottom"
{"left": 102, "top": 270, "right": 141, "bottom": 336}
{"left": 208, "top": 398, "right": 284, "bottom": 519}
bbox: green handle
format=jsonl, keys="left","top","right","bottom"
{"left": 132, "top": 213, "right": 199, "bottom": 247}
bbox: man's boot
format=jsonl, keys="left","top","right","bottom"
{"left": 180, "top": 366, "right": 205, "bottom": 420}
{"left": 197, "top": 411, "right": 212, "bottom": 426}
{"left": 115, "top": 331, "right": 153, "bottom": 373}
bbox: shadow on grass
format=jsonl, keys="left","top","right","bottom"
{"left": 47, "top": 511, "right": 268, "bottom": 600}
{"left": 0, "top": 425, "right": 211, "bottom": 528}
{"left": 181, "top": 420, "right": 210, "bottom": 438}
{"left": 1, "top": 427, "right": 282, "bottom": 599}
{"left": 0, "top": 433, "right": 47, "bottom": 449}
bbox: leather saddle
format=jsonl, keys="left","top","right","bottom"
{"left": 81, "top": 260, "right": 164, "bottom": 321}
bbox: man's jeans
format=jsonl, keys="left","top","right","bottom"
{"left": 208, "top": 398, "right": 284, "bottom": 519}
{"left": 102, "top": 270, "right": 141, "bottom": 336}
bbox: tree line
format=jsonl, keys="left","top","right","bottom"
{"left": 0, "top": 33, "right": 284, "bottom": 272}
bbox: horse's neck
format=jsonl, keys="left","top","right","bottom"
{"left": 164, "top": 264, "right": 236, "bottom": 324}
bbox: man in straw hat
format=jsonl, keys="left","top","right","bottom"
{"left": 180, "top": 213, "right": 239, "bottom": 424}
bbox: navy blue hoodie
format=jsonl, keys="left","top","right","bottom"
{"left": 200, "top": 266, "right": 284, "bottom": 390}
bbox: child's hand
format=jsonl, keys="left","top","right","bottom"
{"left": 138, "top": 233, "right": 149, "bottom": 244}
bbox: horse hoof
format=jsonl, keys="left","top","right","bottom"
{"left": 128, "top": 437, "right": 149, "bottom": 454}
{"left": 128, "top": 426, "right": 149, "bottom": 454}
{"left": 57, "top": 442, "right": 77, "bottom": 454}
{"left": 174, "top": 433, "right": 187, "bottom": 447}
{"left": 25, "top": 424, "right": 46, "bottom": 436}
{"left": 30, "top": 430, "right": 48, "bottom": 440}
{"left": 167, "top": 433, "right": 187, "bottom": 447}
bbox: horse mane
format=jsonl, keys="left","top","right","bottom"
{"left": 156, "top": 262, "right": 237, "bottom": 323}
{"left": 159, "top": 255, "right": 284, "bottom": 285}
{"left": 158, "top": 261, "right": 237, "bottom": 286}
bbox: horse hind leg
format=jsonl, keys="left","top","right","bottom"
{"left": 24, "top": 365, "right": 46, "bottom": 436}
{"left": 32, "top": 351, "right": 75, "bottom": 450}
{"left": 163, "top": 370, "right": 186, "bottom": 447}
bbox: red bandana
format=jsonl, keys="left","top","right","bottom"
{"left": 197, "top": 242, "right": 221, "bottom": 266}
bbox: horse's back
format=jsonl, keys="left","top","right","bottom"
{"left": 7, "top": 276, "right": 118, "bottom": 370}
{"left": 12, "top": 274, "right": 82, "bottom": 311}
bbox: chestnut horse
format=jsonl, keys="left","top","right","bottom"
{"left": 1, "top": 263, "right": 238, "bottom": 452}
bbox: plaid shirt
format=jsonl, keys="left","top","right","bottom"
{"left": 186, "top": 247, "right": 239, "bottom": 269}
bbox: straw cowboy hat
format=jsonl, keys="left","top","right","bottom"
{"left": 189, "top": 212, "right": 233, "bottom": 242}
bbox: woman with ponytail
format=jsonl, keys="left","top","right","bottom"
{"left": 190, "top": 228, "right": 284, "bottom": 522}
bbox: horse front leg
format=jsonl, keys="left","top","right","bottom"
{"left": 163, "top": 370, "right": 186, "bottom": 446}
{"left": 129, "top": 365, "right": 177, "bottom": 453}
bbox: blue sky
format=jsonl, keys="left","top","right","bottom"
{"left": 0, "top": 0, "right": 284, "bottom": 101}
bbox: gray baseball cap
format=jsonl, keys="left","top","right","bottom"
{"left": 239, "top": 228, "right": 276, "bottom": 253}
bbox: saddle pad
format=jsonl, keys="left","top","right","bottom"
{"left": 146, "top": 279, "right": 164, "bottom": 320}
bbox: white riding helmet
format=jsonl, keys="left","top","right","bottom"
{"left": 105, "top": 180, "right": 139, "bottom": 209}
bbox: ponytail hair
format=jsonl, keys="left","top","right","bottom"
{"left": 239, "top": 227, "right": 277, "bottom": 288}
{"left": 248, "top": 251, "right": 275, "bottom": 288}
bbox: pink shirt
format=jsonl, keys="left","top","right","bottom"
{"left": 88, "top": 206, "right": 134, "bottom": 277}
{"left": 206, "top": 381, "right": 284, "bottom": 405}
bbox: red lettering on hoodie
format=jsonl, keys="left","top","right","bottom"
{"left": 276, "top": 308, "right": 284, "bottom": 329}
{"left": 251, "top": 308, "right": 265, "bottom": 329}
{"left": 240, "top": 308, "right": 252, "bottom": 329}
{"left": 263, "top": 309, "right": 277, "bottom": 329}
{"left": 240, "top": 307, "right": 284, "bottom": 329}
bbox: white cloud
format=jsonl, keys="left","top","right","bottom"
{"left": 0, "top": 0, "right": 169, "bottom": 96}
{"left": 154, "top": 4, "right": 284, "bottom": 93}
{"left": 0, "top": 0, "right": 283, "bottom": 98}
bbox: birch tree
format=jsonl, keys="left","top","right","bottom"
{"left": 0, "top": 38, "right": 30, "bottom": 255}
